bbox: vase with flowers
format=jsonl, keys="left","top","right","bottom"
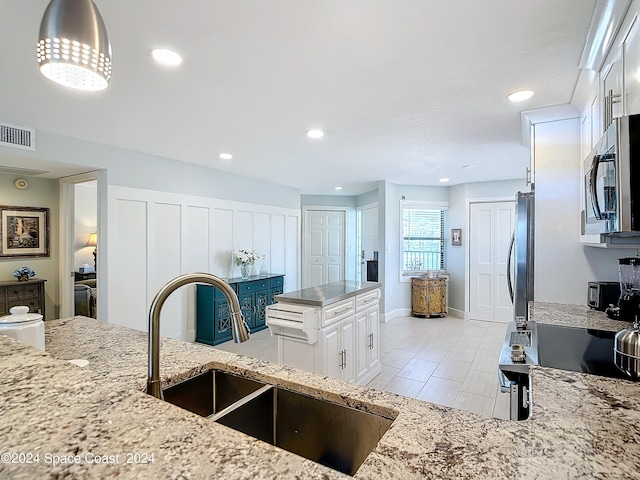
{"left": 13, "top": 266, "right": 36, "bottom": 282}
{"left": 233, "top": 249, "right": 260, "bottom": 280}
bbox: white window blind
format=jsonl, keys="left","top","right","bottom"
{"left": 401, "top": 204, "right": 446, "bottom": 275}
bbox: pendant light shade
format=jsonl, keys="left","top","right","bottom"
{"left": 37, "top": 0, "right": 112, "bottom": 91}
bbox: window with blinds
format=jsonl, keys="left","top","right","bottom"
{"left": 401, "top": 203, "right": 446, "bottom": 275}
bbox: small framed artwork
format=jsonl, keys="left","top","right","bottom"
{"left": 451, "top": 228, "right": 462, "bottom": 246}
{"left": 0, "top": 206, "right": 50, "bottom": 258}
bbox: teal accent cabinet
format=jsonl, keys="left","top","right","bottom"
{"left": 196, "top": 274, "right": 284, "bottom": 346}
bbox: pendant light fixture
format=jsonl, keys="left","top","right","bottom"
{"left": 37, "top": 0, "right": 112, "bottom": 91}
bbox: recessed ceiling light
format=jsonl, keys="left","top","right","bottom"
{"left": 334, "top": 186, "right": 343, "bottom": 190}
{"left": 151, "top": 48, "right": 183, "bottom": 67}
{"left": 306, "top": 129, "right": 325, "bottom": 139}
{"left": 439, "top": 178, "right": 450, "bottom": 183}
{"left": 462, "top": 165, "right": 475, "bottom": 169}
{"left": 218, "top": 153, "right": 232, "bottom": 160}
{"left": 507, "top": 90, "right": 534, "bottom": 103}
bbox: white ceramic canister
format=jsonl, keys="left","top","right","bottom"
{"left": 0, "top": 305, "right": 45, "bottom": 350}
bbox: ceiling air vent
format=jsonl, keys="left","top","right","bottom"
{"left": 0, "top": 122, "right": 35, "bottom": 151}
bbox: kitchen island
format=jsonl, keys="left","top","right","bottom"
{"left": 267, "top": 280, "right": 382, "bottom": 385}
{"left": 0, "top": 305, "right": 639, "bottom": 478}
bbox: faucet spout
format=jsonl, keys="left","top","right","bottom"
{"left": 146, "top": 273, "right": 250, "bottom": 399}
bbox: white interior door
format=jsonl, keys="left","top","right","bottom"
{"left": 469, "top": 201, "right": 515, "bottom": 323}
{"left": 304, "top": 209, "right": 345, "bottom": 288}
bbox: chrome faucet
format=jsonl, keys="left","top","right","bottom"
{"left": 146, "top": 273, "right": 250, "bottom": 399}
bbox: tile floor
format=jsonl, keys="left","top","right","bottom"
{"left": 216, "top": 315, "right": 510, "bottom": 420}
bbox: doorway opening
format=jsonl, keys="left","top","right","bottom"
{"left": 59, "top": 171, "right": 104, "bottom": 320}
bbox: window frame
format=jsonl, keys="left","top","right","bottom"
{"left": 398, "top": 200, "right": 448, "bottom": 282}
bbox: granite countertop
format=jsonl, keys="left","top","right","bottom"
{"left": 275, "top": 280, "right": 381, "bottom": 306}
{"left": 1, "top": 305, "right": 639, "bottom": 478}
{"left": 530, "top": 301, "right": 633, "bottom": 332}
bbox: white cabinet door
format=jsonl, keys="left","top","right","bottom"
{"left": 355, "top": 306, "right": 381, "bottom": 382}
{"left": 321, "top": 322, "right": 341, "bottom": 380}
{"left": 340, "top": 317, "right": 356, "bottom": 382}
{"left": 602, "top": 51, "right": 624, "bottom": 123}
{"left": 355, "top": 311, "right": 369, "bottom": 380}
{"left": 320, "top": 315, "right": 355, "bottom": 382}
{"left": 366, "top": 306, "right": 380, "bottom": 370}
{"left": 624, "top": 16, "right": 640, "bottom": 115}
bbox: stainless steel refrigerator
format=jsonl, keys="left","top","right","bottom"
{"left": 507, "top": 191, "right": 534, "bottom": 320}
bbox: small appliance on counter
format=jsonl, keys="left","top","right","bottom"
{"left": 588, "top": 281, "right": 620, "bottom": 311}
{"left": 606, "top": 257, "right": 640, "bottom": 321}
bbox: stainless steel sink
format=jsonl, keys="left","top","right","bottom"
{"left": 162, "top": 369, "right": 267, "bottom": 417}
{"left": 217, "top": 386, "right": 394, "bottom": 475}
{"left": 162, "top": 370, "right": 394, "bottom": 476}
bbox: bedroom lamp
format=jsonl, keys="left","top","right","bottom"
{"left": 37, "top": 0, "right": 112, "bottom": 91}
{"left": 86, "top": 232, "right": 97, "bottom": 268}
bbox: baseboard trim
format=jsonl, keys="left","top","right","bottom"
{"left": 380, "top": 308, "right": 411, "bottom": 323}
{"left": 447, "top": 307, "right": 465, "bottom": 319}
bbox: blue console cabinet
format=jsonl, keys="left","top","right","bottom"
{"left": 196, "top": 274, "right": 284, "bottom": 346}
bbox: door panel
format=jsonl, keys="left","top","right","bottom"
{"left": 470, "top": 201, "right": 515, "bottom": 323}
{"left": 303, "top": 210, "right": 345, "bottom": 288}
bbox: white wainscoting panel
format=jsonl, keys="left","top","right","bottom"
{"left": 270, "top": 214, "right": 286, "bottom": 277}
{"left": 148, "top": 202, "right": 182, "bottom": 339}
{"left": 254, "top": 212, "right": 271, "bottom": 271}
{"left": 109, "top": 198, "right": 147, "bottom": 332}
{"left": 211, "top": 208, "right": 233, "bottom": 277}
{"left": 107, "top": 186, "right": 300, "bottom": 340}
{"left": 286, "top": 215, "right": 300, "bottom": 291}
{"left": 184, "top": 205, "right": 211, "bottom": 340}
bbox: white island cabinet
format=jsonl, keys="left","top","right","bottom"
{"left": 266, "top": 281, "right": 382, "bottom": 385}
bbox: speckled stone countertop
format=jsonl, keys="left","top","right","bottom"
{"left": 530, "top": 301, "right": 633, "bottom": 332}
{"left": 1, "top": 308, "right": 639, "bottom": 479}
{"left": 275, "top": 280, "right": 380, "bottom": 306}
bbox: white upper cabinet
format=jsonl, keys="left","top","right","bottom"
{"left": 602, "top": 51, "right": 624, "bottom": 125}
{"left": 623, "top": 15, "right": 640, "bottom": 115}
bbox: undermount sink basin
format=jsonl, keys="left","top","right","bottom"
{"left": 162, "top": 369, "right": 394, "bottom": 476}
{"left": 162, "top": 369, "right": 267, "bottom": 417}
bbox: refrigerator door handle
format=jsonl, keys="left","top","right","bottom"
{"left": 507, "top": 231, "right": 515, "bottom": 303}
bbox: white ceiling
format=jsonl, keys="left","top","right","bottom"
{"left": 0, "top": 0, "right": 596, "bottom": 195}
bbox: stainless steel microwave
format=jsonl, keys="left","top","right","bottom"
{"left": 583, "top": 114, "right": 640, "bottom": 235}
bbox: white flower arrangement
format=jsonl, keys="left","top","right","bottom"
{"left": 233, "top": 248, "right": 260, "bottom": 266}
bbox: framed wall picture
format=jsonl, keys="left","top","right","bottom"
{"left": 0, "top": 206, "right": 50, "bottom": 258}
{"left": 451, "top": 228, "right": 462, "bottom": 246}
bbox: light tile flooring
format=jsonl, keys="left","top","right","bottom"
{"left": 216, "top": 315, "right": 510, "bottom": 420}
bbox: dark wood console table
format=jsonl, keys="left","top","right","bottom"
{"left": 0, "top": 278, "right": 46, "bottom": 318}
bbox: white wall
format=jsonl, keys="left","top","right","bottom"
{"left": 533, "top": 118, "right": 636, "bottom": 304}
{"left": 0, "top": 174, "right": 59, "bottom": 319}
{"left": 0, "top": 130, "right": 301, "bottom": 209}
{"left": 108, "top": 186, "right": 301, "bottom": 340}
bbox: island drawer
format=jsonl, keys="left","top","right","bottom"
{"left": 356, "top": 289, "right": 379, "bottom": 311}
{"left": 321, "top": 297, "right": 355, "bottom": 326}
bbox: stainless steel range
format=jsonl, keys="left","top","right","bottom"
{"left": 498, "top": 317, "right": 639, "bottom": 421}
{"left": 498, "top": 318, "right": 538, "bottom": 420}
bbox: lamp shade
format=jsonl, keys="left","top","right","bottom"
{"left": 86, "top": 232, "right": 98, "bottom": 247}
{"left": 37, "top": 0, "right": 112, "bottom": 91}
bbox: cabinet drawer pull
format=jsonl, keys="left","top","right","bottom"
{"left": 333, "top": 306, "right": 352, "bottom": 316}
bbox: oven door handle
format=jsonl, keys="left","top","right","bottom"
{"left": 589, "top": 154, "right": 603, "bottom": 220}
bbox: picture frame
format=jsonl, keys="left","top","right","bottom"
{"left": 0, "top": 206, "right": 50, "bottom": 258}
{"left": 451, "top": 228, "right": 462, "bottom": 246}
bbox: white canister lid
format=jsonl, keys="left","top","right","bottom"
{"left": 0, "top": 306, "right": 43, "bottom": 324}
